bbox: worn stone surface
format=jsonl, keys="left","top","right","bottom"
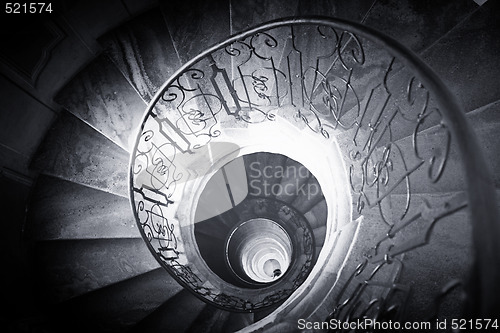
{"left": 222, "top": 313, "right": 255, "bottom": 332}
{"left": 421, "top": 0, "right": 500, "bottom": 112}
{"left": 304, "top": 199, "right": 328, "bottom": 230}
{"left": 296, "top": 0, "right": 376, "bottom": 22}
{"left": 161, "top": 0, "right": 230, "bottom": 64}
{"left": 47, "top": 268, "right": 182, "bottom": 332}
{"left": 28, "top": 175, "right": 138, "bottom": 240}
{"left": 58, "top": 0, "right": 130, "bottom": 41}
{"left": 292, "top": 176, "right": 324, "bottom": 214}
{"left": 100, "top": 9, "right": 181, "bottom": 102}
{"left": 230, "top": 0, "right": 298, "bottom": 33}
{"left": 133, "top": 289, "right": 206, "bottom": 332}
{"left": 187, "top": 305, "right": 231, "bottom": 333}
{"left": 55, "top": 54, "right": 146, "bottom": 151}
{"left": 364, "top": 0, "right": 478, "bottom": 53}
{"left": 0, "top": 76, "right": 56, "bottom": 164}
{"left": 466, "top": 100, "right": 500, "bottom": 188}
{"left": 31, "top": 111, "right": 129, "bottom": 197}
{"left": 393, "top": 192, "right": 473, "bottom": 321}
{"left": 389, "top": 100, "right": 500, "bottom": 194}
{"left": 34, "top": 238, "right": 160, "bottom": 304}
{"left": 275, "top": 157, "right": 311, "bottom": 203}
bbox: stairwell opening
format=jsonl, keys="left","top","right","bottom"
{"left": 193, "top": 151, "right": 325, "bottom": 291}
{"left": 226, "top": 218, "right": 292, "bottom": 284}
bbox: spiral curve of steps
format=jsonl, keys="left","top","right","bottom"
{"left": 1, "top": 0, "right": 499, "bottom": 332}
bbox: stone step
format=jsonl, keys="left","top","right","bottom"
{"left": 222, "top": 312, "right": 255, "bottom": 333}
{"left": 55, "top": 54, "right": 146, "bottom": 151}
{"left": 363, "top": 0, "right": 478, "bottom": 54}
{"left": 218, "top": 209, "right": 243, "bottom": 230}
{"left": 380, "top": 191, "right": 474, "bottom": 322}
{"left": 33, "top": 238, "right": 160, "bottom": 304}
{"left": 312, "top": 225, "right": 327, "bottom": 248}
{"left": 192, "top": 152, "right": 248, "bottom": 224}
{"left": 253, "top": 302, "right": 282, "bottom": 323}
{"left": 99, "top": 9, "right": 181, "bottom": 103}
{"left": 275, "top": 0, "right": 377, "bottom": 112}
{"left": 194, "top": 231, "right": 230, "bottom": 282}
{"left": 244, "top": 153, "right": 265, "bottom": 197}
{"left": 195, "top": 217, "right": 232, "bottom": 241}
{"left": 312, "top": 215, "right": 404, "bottom": 323}
{"left": 421, "top": 0, "right": 500, "bottom": 112}
{"left": 245, "top": 152, "right": 288, "bottom": 199}
{"left": 314, "top": 245, "right": 324, "bottom": 263}
{"left": 388, "top": 99, "right": 500, "bottom": 194}
{"left": 132, "top": 289, "right": 206, "bottom": 332}
{"left": 0, "top": 75, "right": 56, "bottom": 176}
{"left": 464, "top": 100, "right": 500, "bottom": 188}
{"left": 231, "top": 0, "right": 298, "bottom": 34}
{"left": 230, "top": 0, "right": 298, "bottom": 105}
{"left": 55, "top": 0, "right": 151, "bottom": 45}
{"left": 161, "top": 0, "right": 230, "bottom": 64}
{"left": 273, "top": 18, "right": 397, "bottom": 124}
{"left": 195, "top": 163, "right": 241, "bottom": 223}
{"left": 44, "top": 268, "right": 182, "bottom": 333}
{"left": 291, "top": 175, "right": 324, "bottom": 214}
{"left": 30, "top": 110, "right": 129, "bottom": 197}
{"left": 187, "top": 305, "right": 230, "bottom": 333}
{"left": 27, "top": 175, "right": 138, "bottom": 240}
{"left": 304, "top": 199, "right": 328, "bottom": 230}
{"left": 343, "top": 0, "right": 495, "bottom": 147}
{"left": 275, "top": 157, "right": 311, "bottom": 203}
{"left": 296, "top": 0, "right": 375, "bottom": 22}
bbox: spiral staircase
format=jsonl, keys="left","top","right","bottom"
{"left": 1, "top": 0, "right": 499, "bottom": 332}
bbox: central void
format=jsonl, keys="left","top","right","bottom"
{"left": 226, "top": 218, "right": 293, "bottom": 284}
{"left": 193, "top": 151, "right": 324, "bottom": 289}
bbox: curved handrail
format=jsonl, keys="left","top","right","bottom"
{"left": 129, "top": 16, "right": 499, "bottom": 319}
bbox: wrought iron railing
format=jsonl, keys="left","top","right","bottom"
{"left": 129, "top": 17, "right": 498, "bottom": 320}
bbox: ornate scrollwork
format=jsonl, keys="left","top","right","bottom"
{"left": 130, "top": 19, "right": 477, "bottom": 316}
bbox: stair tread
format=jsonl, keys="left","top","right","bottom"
{"left": 304, "top": 199, "right": 328, "bottom": 230}
{"left": 231, "top": 0, "right": 298, "bottom": 33}
{"left": 312, "top": 225, "right": 327, "bottom": 247}
{"left": 318, "top": 216, "right": 402, "bottom": 320}
{"left": 275, "top": 157, "right": 311, "bottom": 203}
{"left": 55, "top": 54, "right": 146, "bottom": 151}
{"left": 388, "top": 100, "right": 500, "bottom": 194}
{"left": 245, "top": 152, "right": 289, "bottom": 199}
{"left": 28, "top": 175, "right": 138, "bottom": 240}
{"left": 421, "top": 0, "right": 500, "bottom": 112}
{"left": 55, "top": 1, "right": 130, "bottom": 42}
{"left": 133, "top": 289, "right": 206, "bottom": 332}
{"left": 31, "top": 110, "right": 129, "bottom": 197}
{"left": 386, "top": 191, "right": 474, "bottom": 321}
{"left": 291, "top": 175, "right": 324, "bottom": 214}
{"left": 221, "top": 312, "right": 254, "bottom": 333}
{"left": 253, "top": 303, "right": 282, "bottom": 323}
{"left": 195, "top": 218, "right": 232, "bottom": 240}
{"left": 161, "top": 0, "right": 230, "bottom": 64}
{"left": 296, "top": 0, "right": 375, "bottom": 22}
{"left": 187, "top": 305, "right": 230, "bottom": 333}
{"left": 46, "top": 268, "right": 182, "bottom": 333}
{"left": 34, "top": 238, "right": 160, "bottom": 304}
{"left": 0, "top": 75, "right": 56, "bottom": 174}
{"left": 194, "top": 232, "right": 232, "bottom": 283}
{"left": 363, "top": 0, "right": 478, "bottom": 54}
{"left": 99, "top": 9, "right": 181, "bottom": 103}
{"left": 230, "top": 0, "right": 298, "bottom": 99}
